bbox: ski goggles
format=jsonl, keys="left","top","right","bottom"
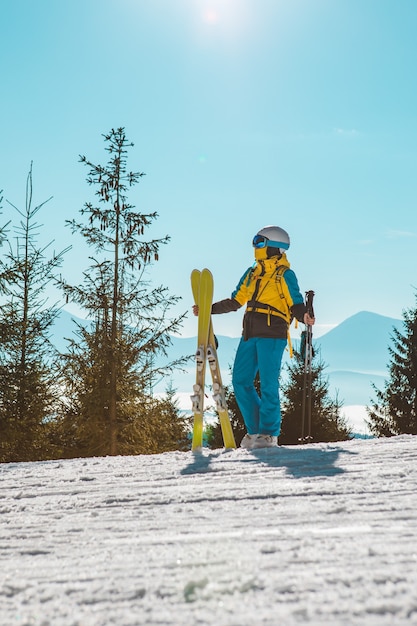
{"left": 252, "top": 235, "right": 285, "bottom": 249}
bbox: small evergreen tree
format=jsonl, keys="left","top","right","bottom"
{"left": 367, "top": 295, "right": 417, "bottom": 436}
{"left": 280, "top": 348, "right": 351, "bottom": 444}
{"left": 58, "top": 128, "right": 188, "bottom": 457}
{"left": 0, "top": 164, "right": 68, "bottom": 462}
{"left": 128, "top": 388, "right": 191, "bottom": 455}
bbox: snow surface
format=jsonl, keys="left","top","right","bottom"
{"left": 1, "top": 436, "right": 417, "bottom": 625}
{"left": 341, "top": 405, "right": 371, "bottom": 436}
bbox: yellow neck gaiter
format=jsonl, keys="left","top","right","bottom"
{"left": 254, "top": 247, "right": 268, "bottom": 261}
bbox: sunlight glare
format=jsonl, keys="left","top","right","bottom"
{"left": 192, "top": 0, "right": 253, "bottom": 43}
{"left": 203, "top": 9, "right": 219, "bottom": 25}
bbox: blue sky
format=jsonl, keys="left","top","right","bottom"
{"left": 1, "top": 0, "right": 417, "bottom": 338}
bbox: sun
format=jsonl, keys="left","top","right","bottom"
{"left": 193, "top": 0, "right": 252, "bottom": 41}
{"left": 203, "top": 9, "right": 219, "bottom": 25}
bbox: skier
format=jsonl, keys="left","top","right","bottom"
{"left": 193, "top": 226, "right": 315, "bottom": 449}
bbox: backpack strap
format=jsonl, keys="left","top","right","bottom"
{"left": 274, "top": 265, "right": 291, "bottom": 324}
{"left": 275, "top": 265, "right": 295, "bottom": 357}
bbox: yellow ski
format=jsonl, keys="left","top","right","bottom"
{"left": 190, "top": 268, "right": 236, "bottom": 451}
{"left": 190, "top": 269, "right": 212, "bottom": 450}
{"left": 206, "top": 326, "right": 236, "bottom": 450}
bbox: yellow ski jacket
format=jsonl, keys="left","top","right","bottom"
{"left": 211, "top": 253, "right": 307, "bottom": 340}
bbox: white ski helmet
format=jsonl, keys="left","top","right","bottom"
{"left": 252, "top": 225, "right": 290, "bottom": 252}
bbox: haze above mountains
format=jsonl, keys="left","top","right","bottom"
{"left": 52, "top": 310, "right": 402, "bottom": 408}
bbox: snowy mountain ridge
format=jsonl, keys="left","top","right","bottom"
{"left": 1, "top": 434, "right": 416, "bottom": 625}
{"left": 50, "top": 309, "right": 401, "bottom": 433}
{"left": 152, "top": 310, "right": 402, "bottom": 407}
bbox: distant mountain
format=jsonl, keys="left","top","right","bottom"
{"left": 153, "top": 311, "right": 402, "bottom": 407}
{"left": 313, "top": 311, "right": 402, "bottom": 405}
{"left": 51, "top": 309, "right": 91, "bottom": 352}
{"left": 50, "top": 309, "right": 402, "bottom": 407}
{"left": 316, "top": 311, "right": 402, "bottom": 376}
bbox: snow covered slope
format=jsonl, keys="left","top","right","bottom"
{"left": 1, "top": 436, "right": 417, "bottom": 625}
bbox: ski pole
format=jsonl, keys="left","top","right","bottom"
{"left": 300, "top": 291, "right": 315, "bottom": 443}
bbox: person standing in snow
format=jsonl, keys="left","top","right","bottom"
{"left": 193, "top": 226, "right": 315, "bottom": 450}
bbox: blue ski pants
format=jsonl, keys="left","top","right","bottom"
{"left": 232, "top": 337, "right": 287, "bottom": 437}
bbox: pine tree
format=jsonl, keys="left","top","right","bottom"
{"left": 0, "top": 164, "right": 68, "bottom": 462}
{"left": 127, "top": 388, "right": 191, "bottom": 455}
{"left": 280, "top": 348, "right": 351, "bottom": 444}
{"left": 367, "top": 295, "right": 417, "bottom": 436}
{"left": 58, "top": 128, "right": 188, "bottom": 457}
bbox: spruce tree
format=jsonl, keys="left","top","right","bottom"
{"left": 280, "top": 348, "right": 351, "bottom": 444}
{"left": 58, "top": 128, "right": 188, "bottom": 457}
{"left": 367, "top": 295, "right": 417, "bottom": 436}
{"left": 0, "top": 164, "right": 68, "bottom": 462}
